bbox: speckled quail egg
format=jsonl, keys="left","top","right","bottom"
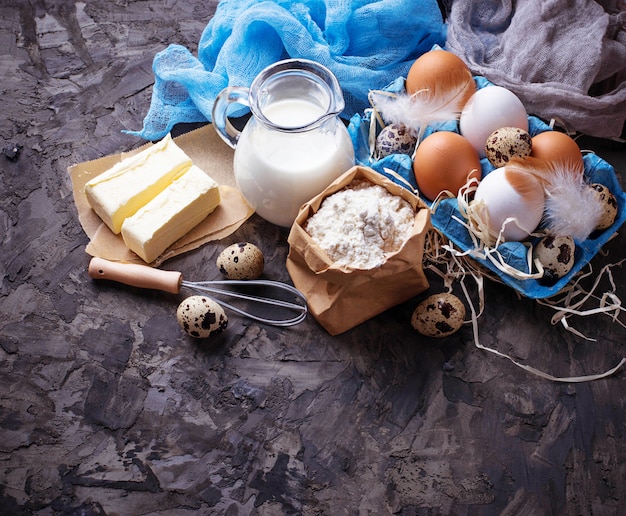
{"left": 177, "top": 296, "right": 228, "bottom": 338}
{"left": 411, "top": 293, "right": 466, "bottom": 338}
{"left": 590, "top": 183, "right": 618, "bottom": 231}
{"left": 533, "top": 235, "right": 576, "bottom": 282}
{"left": 484, "top": 126, "right": 533, "bottom": 168}
{"left": 217, "top": 242, "right": 264, "bottom": 280}
{"left": 375, "top": 123, "right": 417, "bottom": 159}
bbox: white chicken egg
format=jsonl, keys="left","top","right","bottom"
{"left": 470, "top": 166, "right": 545, "bottom": 243}
{"left": 460, "top": 86, "right": 528, "bottom": 158}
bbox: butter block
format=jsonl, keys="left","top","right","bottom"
{"left": 84, "top": 134, "right": 192, "bottom": 234}
{"left": 121, "top": 165, "right": 221, "bottom": 263}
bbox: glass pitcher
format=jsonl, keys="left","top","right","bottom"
{"left": 212, "top": 58, "right": 355, "bottom": 227}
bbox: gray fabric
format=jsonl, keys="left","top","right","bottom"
{"left": 446, "top": 0, "right": 626, "bottom": 139}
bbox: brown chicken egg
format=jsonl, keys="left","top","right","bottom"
{"left": 530, "top": 131, "right": 584, "bottom": 170}
{"left": 405, "top": 49, "right": 476, "bottom": 113}
{"left": 413, "top": 131, "right": 482, "bottom": 201}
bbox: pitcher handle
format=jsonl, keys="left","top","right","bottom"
{"left": 212, "top": 86, "right": 250, "bottom": 149}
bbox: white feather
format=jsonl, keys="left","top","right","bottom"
{"left": 543, "top": 168, "right": 603, "bottom": 242}
{"left": 507, "top": 157, "right": 602, "bottom": 242}
{"left": 370, "top": 84, "right": 468, "bottom": 140}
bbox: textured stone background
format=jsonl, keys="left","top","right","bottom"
{"left": 1, "top": 1, "right": 625, "bottom": 514}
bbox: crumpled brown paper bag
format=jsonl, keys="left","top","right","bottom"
{"left": 286, "top": 166, "right": 431, "bottom": 335}
{"left": 68, "top": 125, "right": 254, "bottom": 266}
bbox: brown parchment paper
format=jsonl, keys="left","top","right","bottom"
{"left": 68, "top": 125, "right": 254, "bottom": 266}
{"left": 286, "top": 166, "right": 431, "bottom": 335}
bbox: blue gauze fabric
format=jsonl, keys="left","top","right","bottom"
{"left": 125, "top": 0, "right": 446, "bottom": 141}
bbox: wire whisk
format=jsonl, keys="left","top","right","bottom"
{"left": 88, "top": 257, "right": 307, "bottom": 327}
{"left": 181, "top": 279, "right": 307, "bottom": 326}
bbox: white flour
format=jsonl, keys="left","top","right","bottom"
{"left": 304, "top": 180, "right": 415, "bottom": 269}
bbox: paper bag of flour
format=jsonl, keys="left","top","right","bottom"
{"left": 286, "top": 166, "right": 431, "bottom": 335}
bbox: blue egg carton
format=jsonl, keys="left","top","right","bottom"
{"left": 347, "top": 76, "right": 626, "bottom": 299}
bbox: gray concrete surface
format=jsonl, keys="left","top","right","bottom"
{"left": 1, "top": 1, "right": 625, "bottom": 514}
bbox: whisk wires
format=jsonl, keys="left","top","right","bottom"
{"left": 182, "top": 279, "right": 308, "bottom": 327}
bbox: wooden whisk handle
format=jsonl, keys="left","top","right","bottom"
{"left": 88, "top": 257, "right": 183, "bottom": 294}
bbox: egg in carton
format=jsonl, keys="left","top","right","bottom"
{"left": 347, "top": 66, "right": 626, "bottom": 300}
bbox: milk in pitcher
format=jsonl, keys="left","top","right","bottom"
{"left": 234, "top": 98, "right": 355, "bottom": 227}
